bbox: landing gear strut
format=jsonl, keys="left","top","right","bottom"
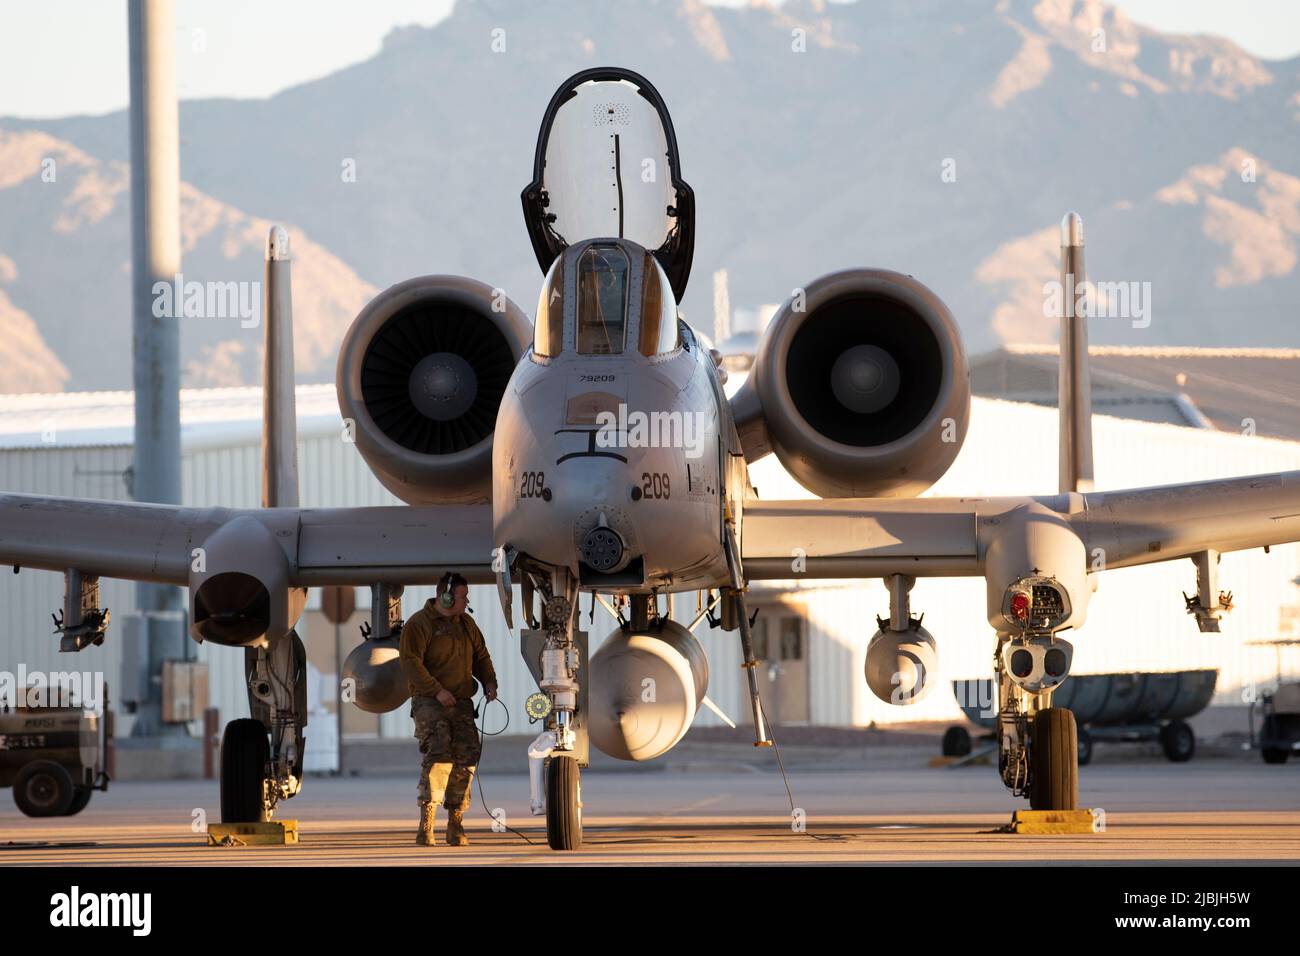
{"left": 220, "top": 629, "right": 307, "bottom": 823}
{"left": 520, "top": 565, "right": 586, "bottom": 850}
{"left": 995, "top": 633, "right": 1079, "bottom": 811}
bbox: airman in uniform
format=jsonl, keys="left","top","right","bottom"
{"left": 398, "top": 572, "right": 498, "bottom": 846}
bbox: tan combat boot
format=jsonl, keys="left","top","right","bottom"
{"left": 446, "top": 809, "right": 469, "bottom": 846}
{"left": 415, "top": 800, "right": 438, "bottom": 846}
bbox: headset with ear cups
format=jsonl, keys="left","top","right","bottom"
{"left": 438, "top": 571, "right": 455, "bottom": 608}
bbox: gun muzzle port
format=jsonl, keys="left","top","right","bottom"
{"left": 581, "top": 527, "right": 625, "bottom": 572}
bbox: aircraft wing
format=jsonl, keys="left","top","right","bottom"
{"left": 739, "top": 496, "right": 985, "bottom": 579}
{"left": 0, "top": 493, "right": 496, "bottom": 586}
{"left": 1067, "top": 470, "right": 1300, "bottom": 570}
{"left": 739, "top": 470, "right": 1300, "bottom": 579}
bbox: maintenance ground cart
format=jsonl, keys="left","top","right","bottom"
{"left": 0, "top": 699, "right": 109, "bottom": 816}
{"left": 1253, "top": 682, "right": 1300, "bottom": 764}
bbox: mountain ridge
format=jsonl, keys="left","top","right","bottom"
{"left": 2, "top": 0, "right": 1297, "bottom": 391}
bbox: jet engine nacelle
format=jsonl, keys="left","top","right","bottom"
{"left": 588, "top": 620, "right": 709, "bottom": 761}
{"left": 737, "top": 269, "right": 970, "bottom": 498}
{"left": 336, "top": 275, "right": 532, "bottom": 505}
{"left": 190, "top": 516, "right": 306, "bottom": 647}
{"left": 865, "top": 622, "right": 937, "bottom": 705}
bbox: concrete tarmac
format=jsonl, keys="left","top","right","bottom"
{"left": 2, "top": 761, "right": 1297, "bottom": 865}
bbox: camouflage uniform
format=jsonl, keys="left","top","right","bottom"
{"left": 411, "top": 695, "right": 482, "bottom": 811}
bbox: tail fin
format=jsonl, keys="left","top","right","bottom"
{"left": 1058, "top": 211, "right": 1094, "bottom": 494}
{"left": 261, "top": 225, "right": 299, "bottom": 508}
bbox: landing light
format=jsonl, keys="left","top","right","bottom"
{"left": 525, "top": 692, "right": 553, "bottom": 722}
{"left": 1001, "top": 575, "right": 1072, "bottom": 632}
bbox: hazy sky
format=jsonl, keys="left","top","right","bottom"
{"left": 1, "top": 0, "right": 1297, "bottom": 119}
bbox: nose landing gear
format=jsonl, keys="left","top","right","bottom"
{"left": 519, "top": 565, "right": 588, "bottom": 850}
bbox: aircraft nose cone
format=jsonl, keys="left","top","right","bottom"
{"left": 408, "top": 351, "right": 477, "bottom": 420}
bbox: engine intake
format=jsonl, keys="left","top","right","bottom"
{"left": 737, "top": 269, "right": 970, "bottom": 498}
{"left": 337, "top": 275, "right": 532, "bottom": 505}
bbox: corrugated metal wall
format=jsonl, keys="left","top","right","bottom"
{"left": 2, "top": 395, "right": 1298, "bottom": 752}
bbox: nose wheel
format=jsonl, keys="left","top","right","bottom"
{"left": 517, "top": 562, "right": 590, "bottom": 851}
{"left": 546, "top": 755, "right": 583, "bottom": 850}
{"left": 1028, "top": 707, "right": 1079, "bottom": 811}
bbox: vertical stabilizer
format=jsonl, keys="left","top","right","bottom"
{"left": 1058, "top": 211, "right": 1094, "bottom": 494}
{"left": 262, "top": 225, "right": 299, "bottom": 508}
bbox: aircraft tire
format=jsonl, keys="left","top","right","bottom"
{"left": 221, "top": 718, "right": 270, "bottom": 823}
{"left": 64, "top": 785, "right": 93, "bottom": 815}
{"left": 13, "top": 760, "right": 75, "bottom": 817}
{"left": 546, "top": 756, "right": 582, "bottom": 850}
{"left": 941, "top": 726, "right": 971, "bottom": 757}
{"left": 1029, "top": 708, "right": 1078, "bottom": 811}
{"left": 1259, "top": 716, "right": 1288, "bottom": 763}
{"left": 1160, "top": 719, "right": 1195, "bottom": 763}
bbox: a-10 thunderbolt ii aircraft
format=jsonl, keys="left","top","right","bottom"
{"left": 2, "top": 67, "right": 1298, "bottom": 849}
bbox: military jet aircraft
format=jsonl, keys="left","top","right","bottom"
{"left": 2, "top": 67, "right": 1297, "bottom": 850}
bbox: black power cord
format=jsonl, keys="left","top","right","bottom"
{"left": 472, "top": 695, "right": 536, "bottom": 845}
{"left": 467, "top": 692, "right": 837, "bottom": 847}
{"left": 757, "top": 697, "right": 843, "bottom": 842}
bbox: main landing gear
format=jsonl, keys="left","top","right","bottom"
{"left": 220, "top": 630, "right": 308, "bottom": 823}
{"left": 1028, "top": 707, "right": 1078, "bottom": 810}
{"left": 995, "top": 632, "right": 1079, "bottom": 811}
